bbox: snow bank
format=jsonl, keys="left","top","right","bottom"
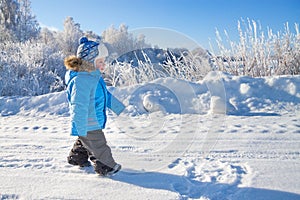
{"left": 0, "top": 92, "right": 69, "bottom": 117}
{"left": 1, "top": 72, "right": 299, "bottom": 117}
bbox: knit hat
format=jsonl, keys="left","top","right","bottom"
{"left": 76, "top": 37, "right": 99, "bottom": 63}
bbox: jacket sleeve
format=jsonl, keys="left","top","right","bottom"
{"left": 69, "top": 77, "right": 90, "bottom": 136}
{"left": 107, "top": 91, "right": 125, "bottom": 115}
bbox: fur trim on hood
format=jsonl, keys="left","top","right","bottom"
{"left": 64, "top": 55, "right": 95, "bottom": 72}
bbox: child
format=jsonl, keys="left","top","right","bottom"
{"left": 64, "top": 36, "right": 125, "bottom": 176}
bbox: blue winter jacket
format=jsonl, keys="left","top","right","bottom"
{"left": 65, "top": 70, "right": 125, "bottom": 136}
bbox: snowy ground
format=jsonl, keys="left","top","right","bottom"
{"left": 0, "top": 72, "right": 299, "bottom": 199}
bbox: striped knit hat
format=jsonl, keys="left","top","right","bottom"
{"left": 76, "top": 37, "right": 99, "bottom": 63}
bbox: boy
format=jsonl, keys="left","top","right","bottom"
{"left": 64, "top": 36, "right": 125, "bottom": 176}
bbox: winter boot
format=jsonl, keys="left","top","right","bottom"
{"left": 94, "top": 160, "right": 121, "bottom": 176}
{"left": 67, "top": 139, "right": 91, "bottom": 167}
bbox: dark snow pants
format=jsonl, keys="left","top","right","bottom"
{"left": 68, "top": 129, "right": 116, "bottom": 168}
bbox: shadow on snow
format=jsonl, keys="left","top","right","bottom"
{"left": 231, "top": 112, "right": 281, "bottom": 117}
{"left": 112, "top": 170, "right": 300, "bottom": 200}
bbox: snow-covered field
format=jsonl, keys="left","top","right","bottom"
{"left": 0, "top": 72, "right": 299, "bottom": 200}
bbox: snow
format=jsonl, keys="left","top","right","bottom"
{"left": 0, "top": 72, "right": 300, "bottom": 199}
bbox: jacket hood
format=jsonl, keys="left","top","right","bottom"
{"left": 64, "top": 55, "right": 95, "bottom": 72}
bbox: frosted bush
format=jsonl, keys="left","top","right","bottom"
{"left": 0, "top": 41, "right": 65, "bottom": 96}
{"left": 211, "top": 19, "right": 300, "bottom": 76}
{"left": 160, "top": 49, "right": 211, "bottom": 81}
{"left": 103, "top": 48, "right": 212, "bottom": 87}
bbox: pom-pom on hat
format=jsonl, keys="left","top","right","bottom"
{"left": 76, "top": 36, "right": 99, "bottom": 63}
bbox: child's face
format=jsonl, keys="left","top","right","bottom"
{"left": 95, "top": 57, "right": 106, "bottom": 72}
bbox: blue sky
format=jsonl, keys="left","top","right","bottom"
{"left": 31, "top": 0, "right": 300, "bottom": 50}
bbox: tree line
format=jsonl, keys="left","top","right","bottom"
{"left": 0, "top": 0, "right": 150, "bottom": 96}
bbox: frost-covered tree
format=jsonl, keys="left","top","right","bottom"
{"left": 84, "top": 30, "right": 101, "bottom": 42}
{"left": 15, "top": 0, "right": 40, "bottom": 41}
{"left": 39, "top": 27, "right": 56, "bottom": 45}
{"left": 0, "top": 0, "right": 19, "bottom": 41}
{"left": 58, "top": 16, "right": 83, "bottom": 55}
{"left": 0, "top": 0, "right": 39, "bottom": 42}
{"left": 102, "top": 24, "right": 150, "bottom": 57}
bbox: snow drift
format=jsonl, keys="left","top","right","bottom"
{"left": 1, "top": 71, "right": 299, "bottom": 117}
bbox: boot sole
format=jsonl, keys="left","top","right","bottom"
{"left": 106, "top": 164, "right": 122, "bottom": 176}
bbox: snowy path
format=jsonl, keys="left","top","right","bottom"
{"left": 1, "top": 110, "right": 299, "bottom": 200}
